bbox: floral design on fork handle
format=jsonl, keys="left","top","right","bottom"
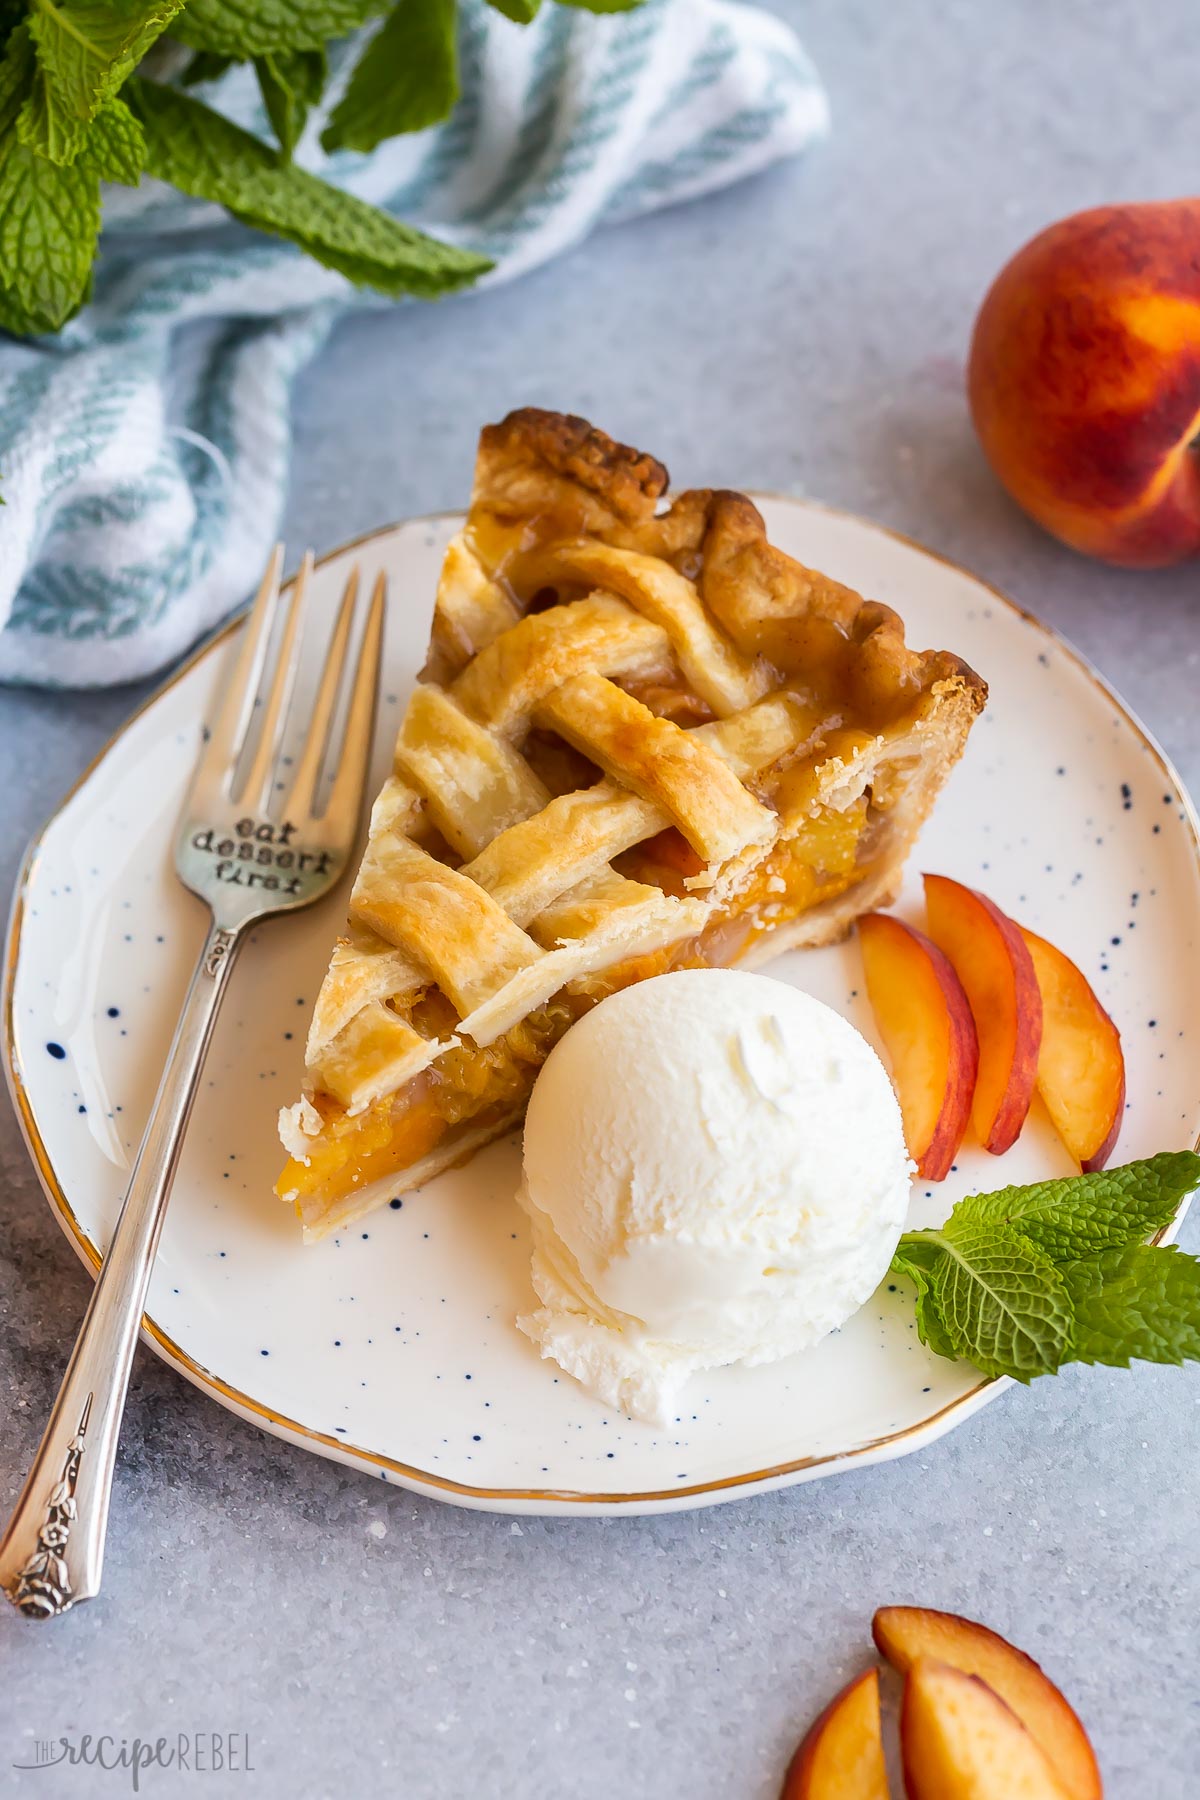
{"left": 8, "top": 1396, "right": 92, "bottom": 1619}
{"left": 203, "top": 927, "right": 239, "bottom": 979}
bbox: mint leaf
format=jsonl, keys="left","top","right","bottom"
{"left": 28, "top": 1, "right": 184, "bottom": 122}
{"left": 929, "top": 1223, "right": 1071, "bottom": 1381}
{"left": 127, "top": 78, "right": 491, "bottom": 298}
{"left": 891, "top": 1235, "right": 958, "bottom": 1358}
{"left": 174, "top": 0, "right": 379, "bottom": 57}
{"left": 1064, "top": 1244, "right": 1200, "bottom": 1367}
{"left": 77, "top": 94, "right": 145, "bottom": 183}
{"left": 895, "top": 1224, "right": 1071, "bottom": 1381}
{"left": 0, "top": 277, "right": 50, "bottom": 337}
{"left": 892, "top": 1156, "right": 1200, "bottom": 1386}
{"left": 947, "top": 1153, "right": 1200, "bottom": 1264}
{"left": 485, "top": 0, "right": 542, "bottom": 20}
{"left": 321, "top": 0, "right": 458, "bottom": 155}
{"left": 0, "top": 132, "right": 99, "bottom": 329}
{"left": 20, "top": 83, "right": 145, "bottom": 176}
{"left": 18, "top": 71, "right": 88, "bottom": 165}
{"left": 890, "top": 1243, "right": 958, "bottom": 1362}
{"left": 256, "top": 47, "right": 326, "bottom": 157}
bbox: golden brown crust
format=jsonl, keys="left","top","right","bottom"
{"left": 619, "top": 485, "right": 988, "bottom": 727}
{"left": 474, "top": 408, "right": 669, "bottom": 532}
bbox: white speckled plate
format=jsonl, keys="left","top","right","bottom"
{"left": 7, "top": 501, "right": 1200, "bottom": 1515}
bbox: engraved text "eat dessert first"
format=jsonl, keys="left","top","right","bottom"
{"left": 190, "top": 819, "right": 331, "bottom": 895}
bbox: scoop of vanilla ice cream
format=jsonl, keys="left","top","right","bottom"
{"left": 516, "top": 968, "right": 913, "bottom": 1424}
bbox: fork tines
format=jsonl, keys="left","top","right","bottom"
{"left": 192, "top": 545, "right": 386, "bottom": 833}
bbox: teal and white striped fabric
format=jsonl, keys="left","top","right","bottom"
{"left": 0, "top": 0, "right": 827, "bottom": 687}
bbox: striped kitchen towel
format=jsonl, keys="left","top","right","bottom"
{"left": 0, "top": 0, "right": 827, "bottom": 688}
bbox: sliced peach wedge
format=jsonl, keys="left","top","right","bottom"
{"left": 922, "top": 875, "right": 1043, "bottom": 1156}
{"left": 901, "top": 1658, "right": 1073, "bottom": 1800}
{"left": 1018, "top": 928, "right": 1125, "bottom": 1172}
{"left": 858, "top": 913, "right": 979, "bottom": 1181}
{"left": 781, "top": 1668, "right": 888, "bottom": 1800}
{"left": 874, "top": 1607, "right": 1101, "bottom": 1800}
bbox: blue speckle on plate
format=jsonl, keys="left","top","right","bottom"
{"left": 46, "top": 1042, "right": 65, "bottom": 1060}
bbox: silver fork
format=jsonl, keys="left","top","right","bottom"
{"left": 0, "top": 546, "right": 385, "bottom": 1621}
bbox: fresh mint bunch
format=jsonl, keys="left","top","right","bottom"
{"left": 891, "top": 1151, "right": 1200, "bottom": 1382}
{"left": 0, "top": 0, "right": 641, "bottom": 336}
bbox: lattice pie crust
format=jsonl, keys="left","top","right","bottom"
{"left": 279, "top": 411, "right": 986, "bottom": 1239}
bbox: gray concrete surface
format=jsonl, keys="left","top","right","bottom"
{"left": 2, "top": 2, "right": 1199, "bottom": 1794}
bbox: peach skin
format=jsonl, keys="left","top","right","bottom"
{"left": 969, "top": 201, "right": 1200, "bottom": 567}
{"left": 922, "top": 875, "right": 1043, "bottom": 1156}
{"left": 780, "top": 1669, "right": 889, "bottom": 1800}
{"left": 1019, "top": 928, "right": 1126, "bottom": 1172}
{"left": 875, "top": 1608, "right": 1102, "bottom": 1800}
{"left": 858, "top": 912, "right": 979, "bottom": 1181}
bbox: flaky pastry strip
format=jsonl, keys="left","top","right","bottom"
{"left": 395, "top": 683, "right": 549, "bottom": 858}
{"left": 536, "top": 540, "right": 770, "bottom": 717}
{"left": 458, "top": 872, "right": 706, "bottom": 1045}
{"left": 351, "top": 834, "right": 544, "bottom": 1017}
{"left": 537, "top": 673, "right": 777, "bottom": 866}
{"left": 452, "top": 594, "right": 670, "bottom": 737}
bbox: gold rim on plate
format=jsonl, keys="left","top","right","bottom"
{"left": 5, "top": 503, "right": 1199, "bottom": 1510}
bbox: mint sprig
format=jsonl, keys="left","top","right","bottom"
{"left": 0, "top": 0, "right": 643, "bottom": 338}
{"left": 891, "top": 1152, "right": 1200, "bottom": 1383}
{"left": 127, "top": 76, "right": 491, "bottom": 299}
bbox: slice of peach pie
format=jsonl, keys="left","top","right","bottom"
{"left": 278, "top": 410, "right": 986, "bottom": 1239}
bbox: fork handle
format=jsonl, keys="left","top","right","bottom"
{"left": 0, "top": 919, "right": 242, "bottom": 1619}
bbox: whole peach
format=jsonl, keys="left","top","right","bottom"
{"left": 968, "top": 200, "right": 1200, "bottom": 567}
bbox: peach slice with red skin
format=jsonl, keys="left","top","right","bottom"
{"left": 1018, "top": 928, "right": 1125, "bottom": 1172}
{"left": 858, "top": 913, "right": 979, "bottom": 1181}
{"left": 901, "top": 1658, "right": 1074, "bottom": 1800}
{"left": 781, "top": 1668, "right": 888, "bottom": 1800}
{"left": 922, "top": 875, "right": 1043, "bottom": 1156}
{"left": 874, "top": 1608, "right": 1101, "bottom": 1800}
